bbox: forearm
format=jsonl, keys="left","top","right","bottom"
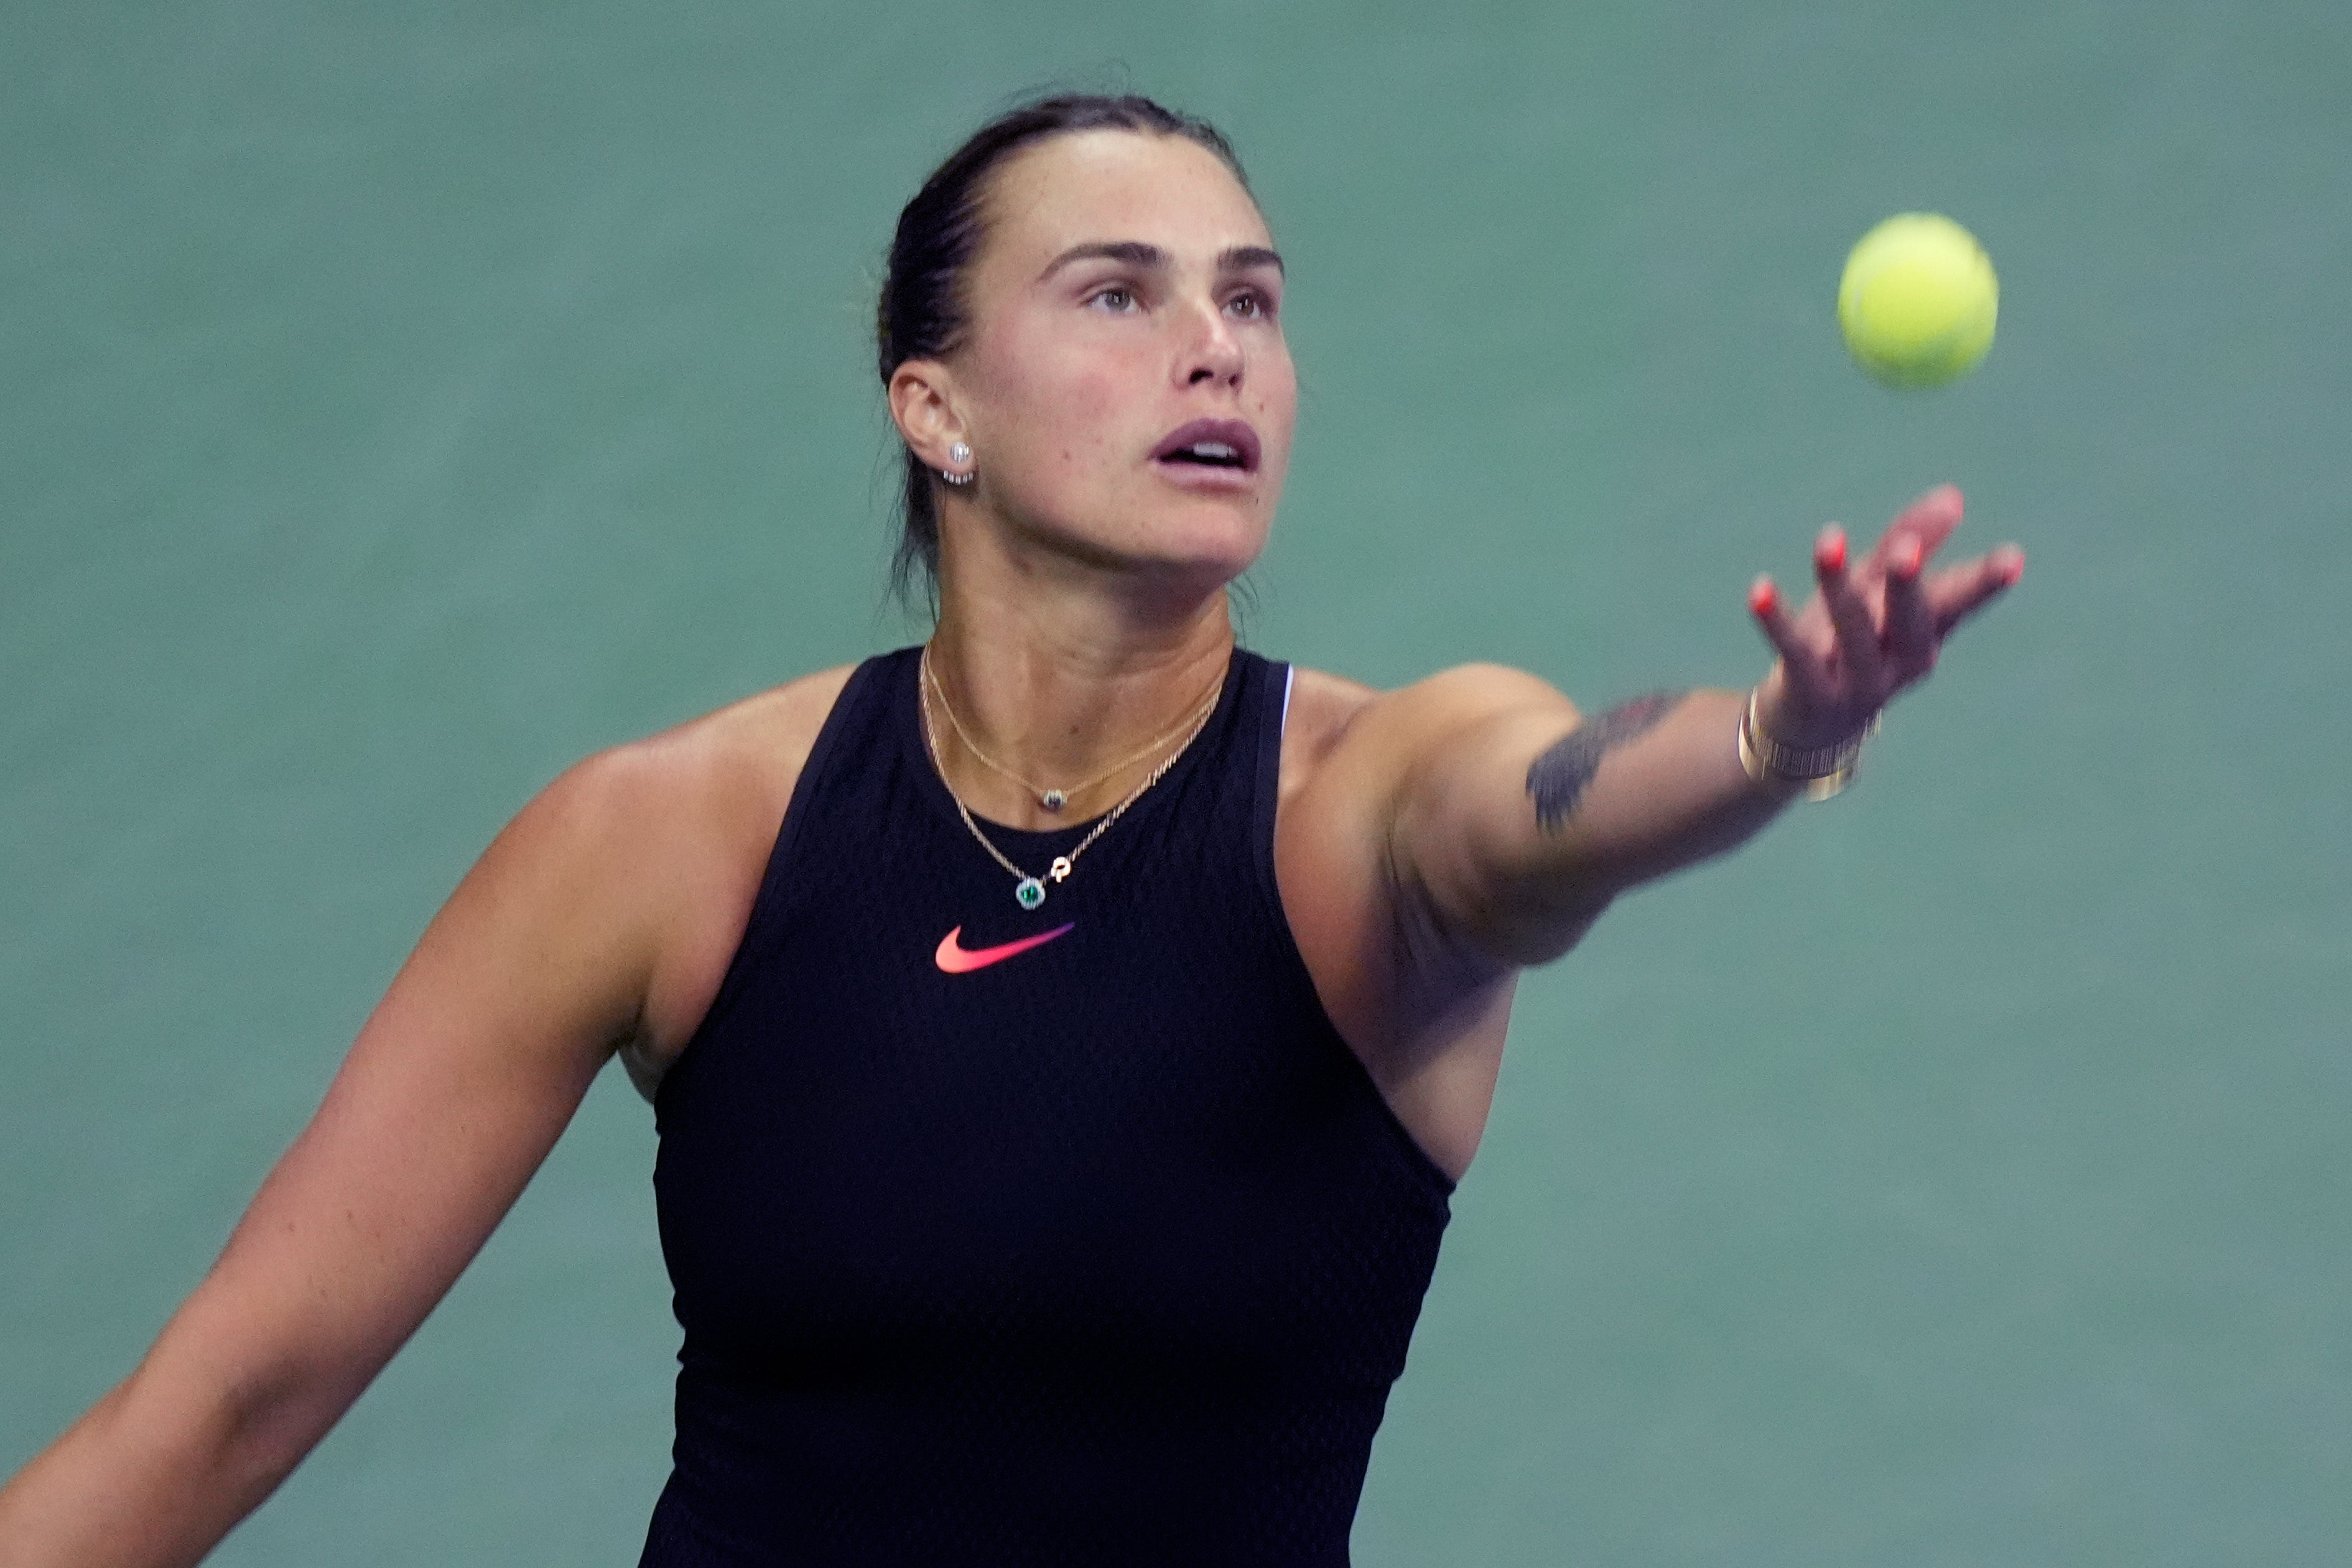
{"left": 1403, "top": 684, "right": 1790, "bottom": 965}
{"left": 1521, "top": 687, "right": 1787, "bottom": 894}
{"left": 1388, "top": 489, "right": 2019, "bottom": 968}
{"left": 0, "top": 1340, "right": 329, "bottom": 1568}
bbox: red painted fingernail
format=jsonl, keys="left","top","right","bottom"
{"left": 1819, "top": 529, "right": 1846, "bottom": 573}
{"left": 1749, "top": 577, "right": 1778, "bottom": 616}
{"left": 1895, "top": 539, "right": 1923, "bottom": 577}
{"left": 2001, "top": 549, "right": 2025, "bottom": 585}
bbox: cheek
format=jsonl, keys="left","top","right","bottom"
{"left": 1250, "top": 360, "right": 1300, "bottom": 458}
{"left": 983, "top": 330, "right": 1135, "bottom": 465}
{"left": 1039, "top": 372, "right": 1119, "bottom": 484}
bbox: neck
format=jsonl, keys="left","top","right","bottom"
{"left": 924, "top": 527, "right": 1238, "bottom": 831}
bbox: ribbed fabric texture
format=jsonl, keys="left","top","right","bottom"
{"left": 639, "top": 647, "right": 1454, "bottom": 1567}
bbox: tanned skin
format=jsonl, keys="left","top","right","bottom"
{"left": 0, "top": 127, "right": 2020, "bottom": 1567}
{"left": 1525, "top": 692, "right": 1688, "bottom": 830}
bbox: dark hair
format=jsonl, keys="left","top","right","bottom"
{"left": 876, "top": 93, "right": 1252, "bottom": 608}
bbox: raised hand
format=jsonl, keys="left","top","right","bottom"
{"left": 1745, "top": 485, "right": 2022, "bottom": 749}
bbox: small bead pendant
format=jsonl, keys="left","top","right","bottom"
{"left": 1048, "top": 855, "right": 1073, "bottom": 883}
{"left": 1040, "top": 789, "right": 1067, "bottom": 812}
{"left": 1015, "top": 877, "right": 1046, "bottom": 910}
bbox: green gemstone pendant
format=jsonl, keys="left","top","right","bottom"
{"left": 1015, "top": 876, "right": 1046, "bottom": 910}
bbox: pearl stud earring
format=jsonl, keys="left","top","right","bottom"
{"left": 942, "top": 441, "right": 975, "bottom": 486}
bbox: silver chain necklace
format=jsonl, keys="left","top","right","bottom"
{"left": 918, "top": 645, "right": 1221, "bottom": 910}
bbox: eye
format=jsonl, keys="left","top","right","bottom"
{"left": 1226, "top": 289, "right": 1275, "bottom": 321}
{"left": 1086, "top": 285, "right": 1138, "bottom": 313}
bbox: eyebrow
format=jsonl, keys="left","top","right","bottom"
{"left": 1037, "top": 240, "right": 1286, "bottom": 281}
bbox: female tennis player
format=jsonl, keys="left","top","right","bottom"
{"left": 0, "top": 94, "right": 2021, "bottom": 1566}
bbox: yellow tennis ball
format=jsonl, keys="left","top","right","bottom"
{"left": 1838, "top": 213, "right": 1998, "bottom": 388}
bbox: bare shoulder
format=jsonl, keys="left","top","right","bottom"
{"left": 528, "top": 664, "right": 858, "bottom": 1084}
{"left": 1272, "top": 666, "right": 1377, "bottom": 801}
{"left": 513, "top": 665, "right": 853, "bottom": 874}
{"left": 1274, "top": 662, "right": 1574, "bottom": 1182}
{"left": 1278, "top": 662, "right": 1576, "bottom": 803}
{"left": 585, "top": 664, "right": 857, "bottom": 819}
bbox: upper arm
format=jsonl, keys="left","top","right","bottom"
{"left": 146, "top": 746, "right": 684, "bottom": 1454}
{"left": 1278, "top": 662, "right": 1766, "bottom": 1181}
{"left": 1279, "top": 665, "right": 1587, "bottom": 1011}
{"left": 0, "top": 674, "right": 850, "bottom": 1562}
{"left": 1336, "top": 669, "right": 1765, "bottom": 970}
{"left": 1382, "top": 668, "right": 1618, "bottom": 962}
{"left": 1368, "top": 666, "right": 1609, "bottom": 961}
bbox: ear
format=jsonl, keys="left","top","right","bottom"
{"left": 888, "top": 360, "right": 967, "bottom": 473}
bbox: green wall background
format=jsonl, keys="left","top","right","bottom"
{"left": 5, "top": 2, "right": 2346, "bottom": 1562}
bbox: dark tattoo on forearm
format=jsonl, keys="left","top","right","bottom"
{"left": 1524, "top": 690, "right": 1688, "bottom": 832}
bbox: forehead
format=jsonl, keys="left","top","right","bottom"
{"left": 974, "top": 130, "right": 1271, "bottom": 277}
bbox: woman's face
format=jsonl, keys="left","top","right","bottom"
{"left": 932, "top": 129, "right": 1296, "bottom": 591}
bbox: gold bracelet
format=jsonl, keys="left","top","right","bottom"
{"left": 1737, "top": 689, "right": 1879, "bottom": 801}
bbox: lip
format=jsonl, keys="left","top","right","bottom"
{"left": 1150, "top": 417, "right": 1262, "bottom": 475}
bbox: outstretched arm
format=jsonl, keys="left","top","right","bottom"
{"left": 1388, "top": 485, "right": 2022, "bottom": 965}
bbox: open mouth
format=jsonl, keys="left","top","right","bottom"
{"left": 1163, "top": 443, "right": 1248, "bottom": 468}
{"left": 1152, "top": 419, "right": 1261, "bottom": 474}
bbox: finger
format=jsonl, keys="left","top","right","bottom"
{"left": 1864, "top": 483, "right": 1966, "bottom": 579}
{"left": 1747, "top": 575, "right": 1831, "bottom": 690}
{"left": 1815, "top": 525, "right": 1886, "bottom": 692}
{"left": 1882, "top": 533, "right": 1936, "bottom": 677}
{"left": 1926, "top": 545, "right": 2026, "bottom": 638}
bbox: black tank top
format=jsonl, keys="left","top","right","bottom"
{"left": 638, "top": 647, "right": 1454, "bottom": 1567}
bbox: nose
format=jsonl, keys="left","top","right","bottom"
{"left": 1176, "top": 297, "right": 1244, "bottom": 390}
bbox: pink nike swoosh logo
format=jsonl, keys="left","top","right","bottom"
{"left": 934, "top": 922, "right": 1075, "bottom": 975}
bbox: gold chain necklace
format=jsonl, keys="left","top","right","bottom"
{"left": 918, "top": 646, "right": 1222, "bottom": 910}
{"left": 922, "top": 648, "right": 1222, "bottom": 814}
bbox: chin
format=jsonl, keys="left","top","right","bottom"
{"left": 1016, "top": 489, "right": 1260, "bottom": 580}
{"left": 1128, "top": 504, "right": 1270, "bottom": 587}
